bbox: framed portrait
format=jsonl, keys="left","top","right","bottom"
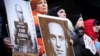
{"left": 38, "top": 14, "right": 75, "bottom": 56}
{"left": 4, "top": 0, "right": 38, "bottom": 56}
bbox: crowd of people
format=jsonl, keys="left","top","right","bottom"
{"left": 0, "top": 0, "right": 100, "bottom": 56}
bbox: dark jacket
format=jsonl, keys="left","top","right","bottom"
{"left": 73, "top": 27, "right": 99, "bottom": 56}
{"left": 70, "top": 27, "right": 84, "bottom": 56}
{"left": 0, "top": 0, "right": 12, "bottom": 56}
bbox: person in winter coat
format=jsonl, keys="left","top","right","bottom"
{"left": 84, "top": 19, "right": 100, "bottom": 42}
{"left": 48, "top": 6, "right": 84, "bottom": 56}
{"left": 48, "top": 6, "right": 75, "bottom": 34}
{"left": 69, "top": 13, "right": 85, "bottom": 56}
{"left": 31, "top": 0, "right": 48, "bottom": 56}
{"left": 84, "top": 19, "right": 100, "bottom": 56}
{"left": 70, "top": 14, "right": 100, "bottom": 56}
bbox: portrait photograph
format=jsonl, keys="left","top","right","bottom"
{"left": 4, "top": 0, "right": 38, "bottom": 56}
{"left": 38, "top": 14, "right": 75, "bottom": 56}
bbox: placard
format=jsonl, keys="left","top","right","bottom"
{"left": 38, "top": 14, "right": 75, "bottom": 56}
{"left": 4, "top": 0, "right": 38, "bottom": 56}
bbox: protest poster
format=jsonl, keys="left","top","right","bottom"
{"left": 4, "top": 0, "right": 38, "bottom": 56}
{"left": 38, "top": 14, "right": 75, "bottom": 56}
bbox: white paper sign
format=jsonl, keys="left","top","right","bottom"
{"left": 4, "top": 0, "right": 38, "bottom": 55}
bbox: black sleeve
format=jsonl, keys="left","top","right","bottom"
{"left": 0, "top": 0, "right": 9, "bottom": 40}
{"left": 0, "top": 0, "right": 12, "bottom": 56}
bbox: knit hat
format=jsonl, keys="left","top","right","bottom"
{"left": 30, "top": 0, "right": 39, "bottom": 10}
{"left": 69, "top": 14, "right": 81, "bottom": 26}
{"left": 48, "top": 6, "right": 64, "bottom": 17}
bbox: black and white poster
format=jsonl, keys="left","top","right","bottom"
{"left": 4, "top": 0, "right": 38, "bottom": 56}
{"left": 38, "top": 14, "right": 75, "bottom": 56}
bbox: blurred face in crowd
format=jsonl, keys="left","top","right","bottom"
{"left": 36, "top": 0, "right": 48, "bottom": 14}
{"left": 48, "top": 22, "right": 67, "bottom": 56}
{"left": 57, "top": 9, "right": 67, "bottom": 18}
{"left": 93, "top": 25, "right": 100, "bottom": 32}
{"left": 75, "top": 17, "right": 84, "bottom": 28}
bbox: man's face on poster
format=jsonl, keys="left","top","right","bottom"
{"left": 48, "top": 22, "right": 67, "bottom": 56}
{"left": 15, "top": 4, "right": 24, "bottom": 21}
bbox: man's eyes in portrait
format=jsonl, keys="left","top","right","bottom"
{"left": 59, "top": 36, "right": 65, "bottom": 41}
{"left": 50, "top": 34, "right": 56, "bottom": 40}
{"left": 18, "top": 11, "right": 23, "bottom": 14}
{"left": 50, "top": 34, "right": 65, "bottom": 41}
